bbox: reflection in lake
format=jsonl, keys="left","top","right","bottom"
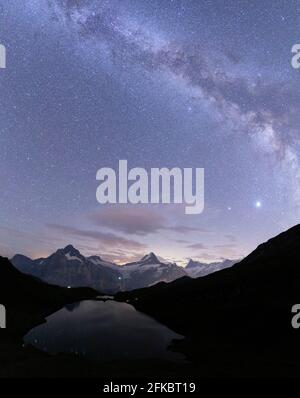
{"left": 24, "top": 300, "right": 184, "bottom": 362}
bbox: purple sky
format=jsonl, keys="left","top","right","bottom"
{"left": 0, "top": 0, "right": 300, "bottom": 265}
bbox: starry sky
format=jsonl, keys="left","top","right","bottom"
{"left": 1, "top": 0, "right": 300, "bottom": 265}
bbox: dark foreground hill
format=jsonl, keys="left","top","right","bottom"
{"left": 0, "top": 256, "right": 100, "bottom": 377}
{"left": 0, "top": 256, "right": 98, "bottom": 335}
{"left": 116, "top": 224, "right": 300, "bottom": 376}
{"left": 0, "top": 257, "right": 190, "bottom": 378}
{"left": 3, "top": 224, "right": 300, "bottom": 377}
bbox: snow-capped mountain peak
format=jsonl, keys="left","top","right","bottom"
{"left": 185, "top": 258, "right": 237, "bottom": 278}
{"left": 186, "top": 259, "right": 205, "bottom": 269}
{"left": 61, "top": 244, "right": 81, "bottom": 256}
{"left": 140, "top": 252, "right": 160, "bottom": 264}
{"left": 54, "top": 245, "right": 86, "bottom": 263}
{"left": 87, "top": 255, "right": 103, "bottom": 264}
{"left": 11, "top": 245, "right": 236, "bottom": 294}
{"left": 124, "top": 252, "right": 161, "bottom": 267}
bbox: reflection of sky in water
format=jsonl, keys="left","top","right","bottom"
{"left": 24, "top": 301, "right": 184, "bottom": 362}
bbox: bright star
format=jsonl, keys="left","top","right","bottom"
{"left": 255, "top": 201, "right": 262, "bottom": 208}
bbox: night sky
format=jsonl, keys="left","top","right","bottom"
{"left": 1, "top": 0, "right": 300, "bottom": 264}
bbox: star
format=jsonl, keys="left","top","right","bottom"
{"left": 0, "top": 0, "right": 297, "bottom": 264}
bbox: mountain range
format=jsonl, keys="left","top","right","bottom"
{"left": 3, "top": 224, "right": 300, "bottom": 376}
{"left": 185, "top": 258, "right": 236, "bottom": 277}
{"left": 11, "top": 246, "right": 235, "bottom": 293}
{"left": 0, "top": 254, "right": 104, "bottom": 378}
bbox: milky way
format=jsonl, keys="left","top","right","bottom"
{"left": 0, "top": 0, "right": 300, "bottom": 263}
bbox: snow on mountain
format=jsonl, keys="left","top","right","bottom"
{"left": 11, "top": 245, "right": 123, "bottom": 294}
{"left": 87, "top": 255, "right": 120, "bottom": 270}
{"left": 65, "top": 252, "right": 83, "bottom": 262}
{"left": 185, "top": 258, "right": 237, "bottom": 278}
{"left": 123, "top": 252, "right": 161, "bottom": 267}
{"left": 11, "top": 245, "right": 236, "bottom": 293}
{"left": 118, "top": 252, "right": 186, "bottom": 290}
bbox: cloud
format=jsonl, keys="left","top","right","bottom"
{"left": 212, "top": 243, "right": 240, "bottom": 259}
{"left": 57, "top": 240, "right": 147, "bottom": 264}
{"left": 89, "top": 206, "right": 207, "bottom": 236}
{"left": 213, "top": 243, "right": 237, "bottom": 250}
{"left": 186, "top": 243, "right": 207, "bottom": 250}
{"left": 174, "top": 239, "right": 190, "bottom": 244}
{"left": 90, "top": 207, "right": 167, "bottom": 235}
{"left": 224, "top": 234, "right": 238, "bottom": 243}
{"left": 47, "top": 223, "right": 146, "bottom": 251}
{"left": 171, "top": 225, "right": 208, "bottom": 233}
{"left": 191, "top": 252, "right": 222, "bottom": 262}
{"left": 186, "top": 241, "right": 240, "bottom": 259}
{"left": 96, "top": 249, "right": 146, "bottom": 264}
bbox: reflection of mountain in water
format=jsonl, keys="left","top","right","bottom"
{"left": 116, "top": 224, "right": 300, "bottom": 376}
{"left": 24, "top": 300, "right": 185, "bottom": 362}
{"left": 4, "top": 224, "right": 300, "bottom": 376}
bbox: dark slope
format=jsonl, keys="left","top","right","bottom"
{"left": 0, "top": 257, "right": 190, "bottom": 378}
{"left": 0, "top": 256, "right": 98, "bottom": 335}
{"left": 116, "top": 225, "right": 300, "bottom": 376}
{"left": 0, "top": 256, "right": 101, "bottom": 377}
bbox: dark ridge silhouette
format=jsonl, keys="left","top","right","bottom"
{"left": 0, "top": 256, "right": 101, "bottom": 377}
{"left": 0, "top": 256, "right": 98, "bottom": 336}
{"left": 3, "top": 224, "right": 300, "bottom": 377}
{"left": 115, "top": 224, "right": 300, "bottom": 376}
{"left": 0, "top": 257, "right": 190, "bottom": 378}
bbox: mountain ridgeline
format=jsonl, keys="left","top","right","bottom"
{"left": 115, "top": 224, "right": 300, "bottom": 376}
{"left": 11, "top": 246, "right": 234, "bottom": 293}
{"left": 0, "top": 256, "right": 98, "bottom": 336}
{"left": 3, "top": 224, "right": 300, "bottom": 376}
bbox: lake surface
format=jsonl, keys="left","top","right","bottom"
{"left": 24, "top": 300, "right": 184, "bottom": 362}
